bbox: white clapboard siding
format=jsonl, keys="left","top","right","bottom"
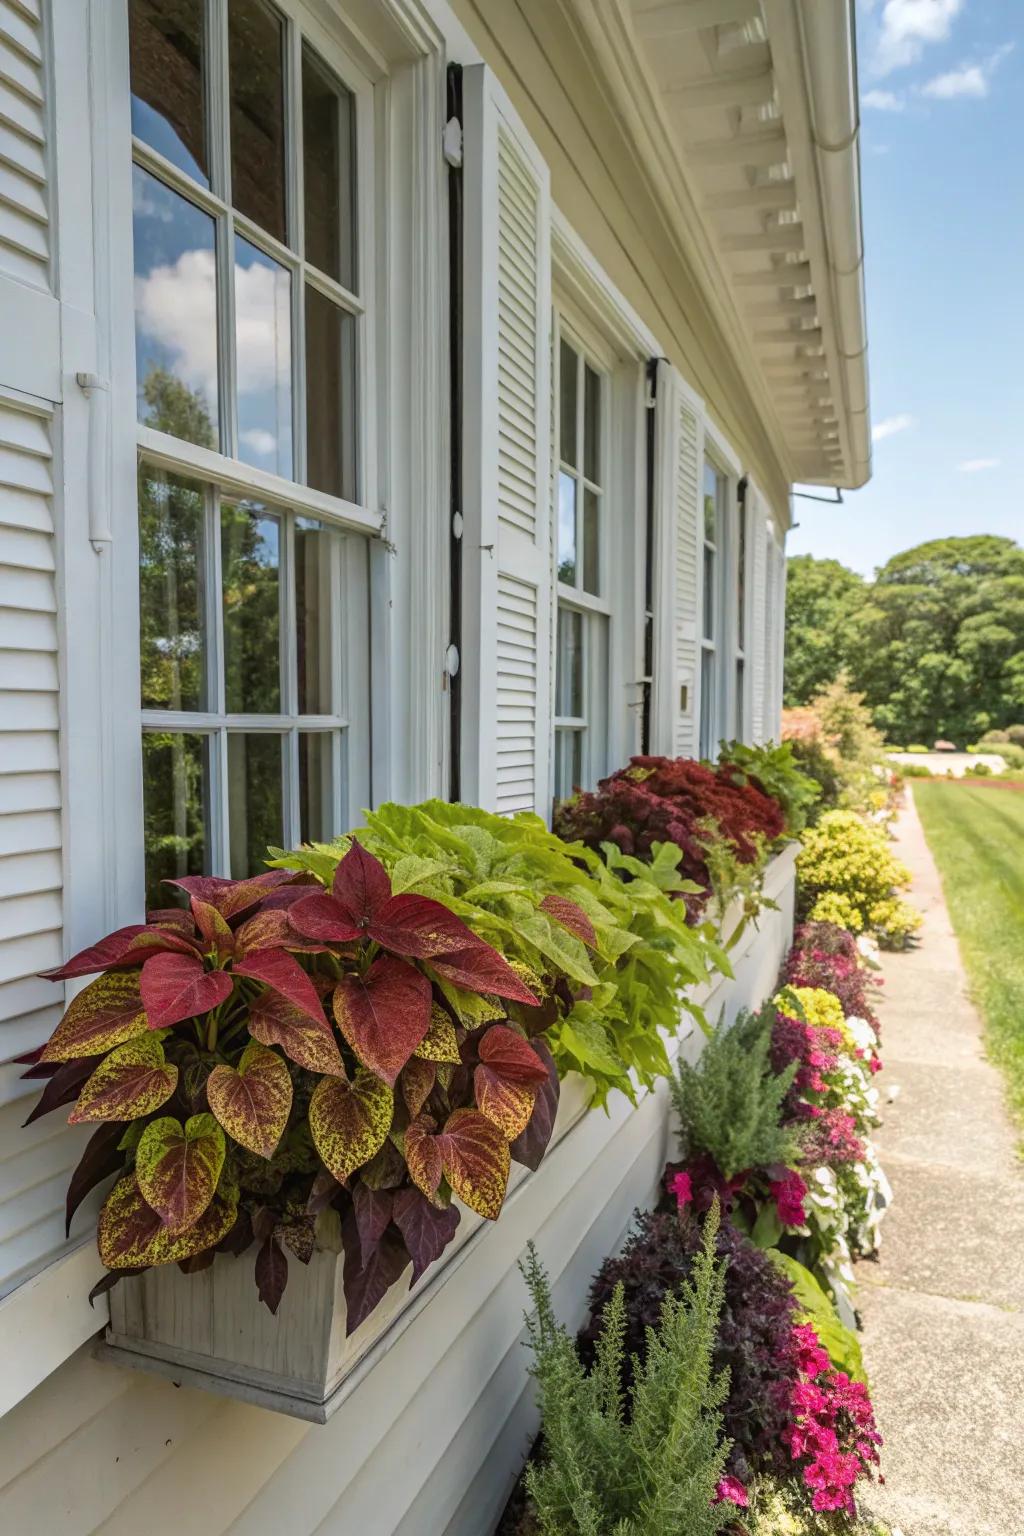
{"left": 462, "top": 67, "right": 552, "bottom": 817}
{"left": 749, "top": 488, "right": 768, "bottom": 743}
{"left": 0, "top": 0, "right": 49, "bottom": 292}
{"left": 672, "top": 385, "right": 702, "bottom": 757}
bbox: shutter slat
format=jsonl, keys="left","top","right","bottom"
{"left": 673, "top": 398, "right": 701, "bottom": 758}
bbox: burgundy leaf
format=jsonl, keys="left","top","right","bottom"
{"left": 307, "top": 1166, "right": 342, "bottom": 1215}
{"left": 255, "top": 1234, "right": 289, "bottom": 1314}
{"left": 430, "top": 945, "right": 540, "bottom": 1004}
{"left": 23, "top": 1057, "right": 94, "bottom": 1126}
{"left": 13, "top": 1044, "right": 46, "bottom": 1067}
{"left": 65, "top": 1120, "right": 125, "bottom": 1236}
{"left": 233, "top": 948, "right": 326, "bottom": 1024}
{"left": 399, "top": 1057, "right": 436, "bottom": 1120}
{"left": 477, "top": 1025, "right": 550, "bottom": 1085}
{"left": 341, "top": 1213, "right": 410, "bottom": 1335}
{"left": 392, "top": 1187, "right": 460, "bottom": 1284}
{"left": 218, "top": 1208, "right": 254, "bottom": 1256}
{"left": 331, "top": 839, "right": 393, "bottom": 918}
{"left": 367, "top": 893, "right": 490, "bottom": 961}
{"left": 89, "top": 1267, "right": 147, "bottom": 1306}
{"left": 146, "top": 908, "right": 197, "bottom": 934}
{"left": 352, "top": 1184, "right": 395, "bottom": 1263}
{"left": 540, "top": 894, "right": 597, "bottom": 949}
{"left": 405, "top": 1116, "right": 444, "bottom": 1202}
{"left": 232, "top": 908, "right": 314, "bottom": 957}
{"left": 40, "top": 925, "right": 148, "bottom": 981}
{"left": 165, "top": 871, "right": 297, "bottom": 920}
{"left": 332, "top": 956, "right": 432, "bottom": 1086}
{"left": 178, "top": 1248, "right": 217, "bottom": 1275}
{"left": 190, "top": 898, "right": 234, "bottom": 959}
{"left": 140, "top": 952, "right": 234, "bottom": 1030}
{"left": 510, "top": 1039, "right": 560, "bottom": 1172}
{"left": 289, "top": 890, "right": 363, "bottom": 944}
{"left": 248, "top": 988, "right": 344, "bottom": 1076}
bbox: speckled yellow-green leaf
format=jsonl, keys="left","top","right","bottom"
{"left": 68, "top": 1035, "right": 178, "bottom": 1124}
{"left": 98, "top": 1174, "right": 236, "bottom": 1269}
{"left": 309, "top": 1069, "right": 394, "bottom": 1185}
{"left": 40, "top": 971, "right": 149, "bottom": 1062}
{"left": 135, "top": 1112, "right": 225, "bottom": 1232}
{"left": 413, "top": 1003, "right": 461, "bottom": 1063}
{"left": 207, "top": 1042, "right": 293, "bottom": 1159}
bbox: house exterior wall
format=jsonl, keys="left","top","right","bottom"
{"left": 0, "top": 0, "right": 794, "bottom": 1529}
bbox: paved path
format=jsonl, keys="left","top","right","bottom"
{"left": 858, "top": 796, "right": 1024, "bottom": 1536}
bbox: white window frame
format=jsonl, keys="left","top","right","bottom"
{"left": 698, "top": 421, "right": 742, "bottom": 760}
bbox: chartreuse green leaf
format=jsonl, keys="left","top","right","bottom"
{"left": 135, "top": 1113, "right": 226, "bottom": 1232}
{"left": 69, "top": 1035, "right": 177, "bottom": 1124}
{"left": 414, "top": 1003, "right": 462, "bottom": 1062}
{"left": 768, "top": 1249, "right": 867, "bottom": 1384}
{"left": 41, "top": 971, "right": 149, "bottom": 1062}
{"left": 98, "top": 1174, "right": 236, "bottom": 1269}
{"left": 309, "top": 1069, "right": 394, "bottom": 1184}
{"left": 206, "top": 1042, "right": 293, "bottom": 1159}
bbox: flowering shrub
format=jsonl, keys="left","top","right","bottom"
{"left": 553, "top": 754, "right": 785, "bottom": 917}
{"left": 24, "top": 839, "right": 592, "bottom": 1325}
{"left": 786, "top": 921, "right": 881, "bottom": 1032}
{"left": 783, "top": 1324, "right": 882, "bottom": 1517}
{"left": 579, "top": 1204, "right": 801, "bottom": 1482}
{"left": 796, "top": 812, "right": 920, "bottom": 948}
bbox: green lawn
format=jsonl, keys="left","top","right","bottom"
{"left": 914, "top": 779, "right": 1024, "bottom": 1133}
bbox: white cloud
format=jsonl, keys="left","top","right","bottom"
{"left": 874, "top": 0, "right": 962, "bottom": 75}
{"left": 862, "top": 88, "right": 904, "bottom": 110}
{"left": 957, "top": 458, "right": 1001, "bottom": 472}
{"left": 872, "top": 413, "right": 914, "bottom": 442}
{"left": 240, "top": 428, "right": 278, "bottom": 457}
{"left": 922, "top": 43, "right": 1015, "bottom": 99}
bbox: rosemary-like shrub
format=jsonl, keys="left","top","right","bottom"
{"left": 671, "top": 1006, "right": 800, "bottom": 1179}
{"left": 520, "top": 1204, "right": 732, "bottom": 1536}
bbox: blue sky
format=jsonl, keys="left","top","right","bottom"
{"left": 787, "top": 0, "right": 1024, "bottom": 577}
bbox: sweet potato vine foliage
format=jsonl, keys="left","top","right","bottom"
{"left": 25, "top": 843, "right": 577, "bottom": 1329}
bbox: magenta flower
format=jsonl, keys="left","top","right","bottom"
{"left": 713, "top": 1475, "right": 749, "bottom": 1508}
{"left": 668, "top": 1169, "right": 693, "bottom": 1209}
{"left": 770, "top": 1167, "right": 808, "bottom": 1226}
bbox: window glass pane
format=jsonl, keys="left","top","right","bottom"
{"left": 234, "top": 235, "right": 293, "bottom": 479}
{"left": 556, "top": 606, "right": 584, "bottom": 719}
{"left": 735, "top": 659, "right": 745, "bottom": 740}
{"left": 737, "top": 504, "right": 747, "bottom": 649}
{"left": 583, "top": 364, "right": 601, "bottom": 484}
{"left": 554, "top": 728, "right": 582, "bottom": 804}
{"left": 702, "top": 546, "right": 715, "bottom": 642}
{"left": 130, "top": 0, "right": 208, "bottom": 186}
{"left": 703, "top": 462, "right": 718, "bottom": 544}
{"left": 221, "top": 502, "right": 281, "bottom": 713}
{"left": 142, "top": 731, "right": 211, "bottom": 911}
{"left": 305, "top": 286, "right": 357, "bottom": 500}
{"left": 583, "top": 487, "right": 600, "bottom": 597}
{"left": 303, "top": 48, "right": 356, "bottom": 289}
{"left": 228, "top": 0, "right": 287, "bottom": 243}
{"left": 700, "top": 648, "right": 715, "bottom": 759}
{"left": 559, "top": 339, "right": 578, "bottom": 469}
{"left": 133, "top": 166, "right": 219, "bottom": 448}
{"left": 139, "top": 466, "right": 207, "bottom": 710}
{"left": 299, "top": 731, "right": 334, "bottom": 842}
{"left": 296, "top": 517, "right": 335, "bottom": 714}
{"left": 228, "top": 733, "right": 284, "bottom": 876}
{"left": 557, "top": 472, "right": 577, "bottom": 585}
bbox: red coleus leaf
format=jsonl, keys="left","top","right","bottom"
{"left": 206, "top": 1043, "right": 293, "bottom": 1159}
{"left": 405, "top": 1108, "right": 511, "bottom": 1220}
{"left": 164, "top": 871, "right": 297, "bottom": 920}
{"left": 429, "top": 945, "right": 540, "bottom": 1005}
{"left": 247, "top": 988, "right": 345, "bottom": 1076}
{"left": 232, "top": 947, "right": 325, "bottom": 1023}
{"left": 69, "top": 1035, "right": 179, "bottom": 1124}
{"left": 66, "top": 1120, "right": 125, "bottom": 1236}
{"left": 232, "top": 908, "right": 316, "bottom": 957}
{"left": 190, "top": 898, "right": 234, "bottom": 959}
{"left": 23, "top": 1057, "right": 94, "bottom": 1125}
{"left": 140, "top": 952, "right": 234, "bottom": 1030}
{"left": 333, "top": 837, "right": 392, "bottom": 914}
{"left": 400, "top": 1057, "right": 437, "bottom": 1120}
{"left": 332, "top": 956, "right": 432, "bottom": 1086}
{"left": 540, "top": 894, "right": 597, "bottom": 949}
{"left": 341, "top": 1214, "right": 410, "bottom": 1336}
{"left": 40, "top": 925, "right": 148, "bottom": 981}
{"left": 41, "top": 971, "right": 149, "bottom": 1062}
{"left": 510, "top": 1038, "right": 560, "bottom": 1172}
{"left": 120, "top": 927, "right": 205, "bottom": 965}
{"left": 135, "top": 1112, "right": 226, "bottom": 1232}
{"left": 98, "top": 1174, "right": 236, "bottom": 1269}
{"left": 146, "top": 908, "right": 197, "bottom": 934}
{"left": 392, "top": 1186, "right": 460, "bottom": 1284}
{"left": 365, "top": 893, "right": 488, "bottom": 961}
{"left": 308, "top": 1069, "right": 394, "bottom": 1184}
{"left": 352, "top": 1184, "right": 395, "bottom": 1264}
{"left": 472, "top": 1025, "right": 548, "bottom": 1139}
{"left": 255, "top": 1234, "right": 289, "bottom": 1314}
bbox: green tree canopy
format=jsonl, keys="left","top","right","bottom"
{"left": 785, "top": 536, "right": 1024, "bottom": 746}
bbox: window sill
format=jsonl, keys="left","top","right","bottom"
{"left": 0, "top": 1238, "right": 108, "bottom": 1419}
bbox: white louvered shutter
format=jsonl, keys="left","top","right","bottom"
{"left": 0, "top": 0, "right": 77, "bottom": 1295}
{"left": 749, "top": 488, "right": 768, "bottom": 743}
{"left": 651, "top": 366, "right": 704, "bottom": 761}
{"left": 772, "top": 540, "right": 788, "bottom": 738}
{"left": 461, "top": 65, "right": 552, "bottom": 815}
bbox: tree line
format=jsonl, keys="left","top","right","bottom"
{"left": 784, "top": 535, "right": 1024, "bottom": 746}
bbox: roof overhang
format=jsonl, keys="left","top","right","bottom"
{"left": 570, "top": 0, "right": 871, "bottom": 490}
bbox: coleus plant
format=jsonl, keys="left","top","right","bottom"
{"left": 23, "top": 841, "right": 588, "bottom": 1329}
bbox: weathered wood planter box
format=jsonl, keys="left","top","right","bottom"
{"left": 98, "top": 844, "right": 799, "bottom": 1427}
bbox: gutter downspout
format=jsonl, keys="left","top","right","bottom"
{"left": 797, "top": 0, "right": 872, "bottom": 488}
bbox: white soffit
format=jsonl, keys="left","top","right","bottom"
{"left": 623, "top": 0, "right": 871, "bottom": 488}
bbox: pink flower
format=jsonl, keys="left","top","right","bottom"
{"left": 770, "top": 1168, "right": 808, "bottom": 1226}
{"left": 869, "top": 1055, "right": 883, "bottom": 1074}
{"left": 668, "top": 1170, "right": 693, "bottom": 1209}
{"left": 792, "top": 1323, "right": 831, "bottom": 1377}
{"left": 713, "top": 1475, "right": 749, "bottom": 1508}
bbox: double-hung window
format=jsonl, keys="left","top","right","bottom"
{"left": 699, "top": 459, "right": 728, "bottom": 759}
{"left": 128, "top": 0, "right": 374, "bottom": 907}
{"left": 553, "top": 327, "right": 609, "bottom": 802}
{"left": 734, "top": 492, "right": 748, "bottom": 740}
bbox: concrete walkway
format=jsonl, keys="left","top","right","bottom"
{"left": 858, "top": 796, "right": 1024, "bottom": 1536}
